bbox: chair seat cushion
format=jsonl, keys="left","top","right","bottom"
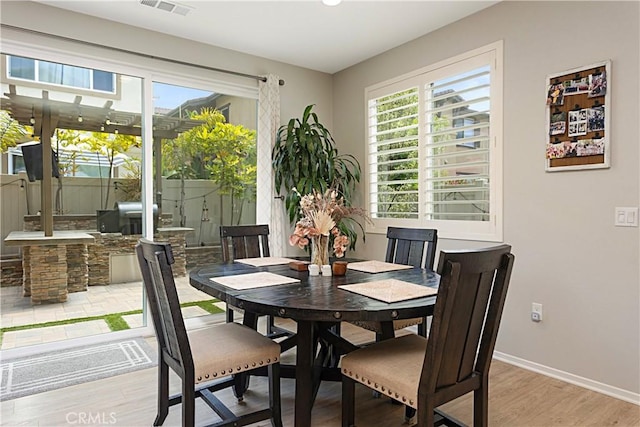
{"left": 349, "top": 317, "right": 423, "bottom": 333}
{"left": 341, "top": 334, "right": 426, "bottom": 409}
{"left": 189, "top": 322, "right": 280, "bottom": 384}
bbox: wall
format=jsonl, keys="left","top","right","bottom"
{"left": 333, "top": 1, "right": 640, "bottom": 401}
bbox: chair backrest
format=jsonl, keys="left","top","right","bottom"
{"left": 135, "top": 238, "right": 193, "bottom": 375}
{"left": 220, "top": 225, "right": 270, "bottom": 262}
{"left": 420, "top": 244, "right": 515, "bottom": 401}
{"left": 385, "top": 227, "right": 438, "bottom": 270}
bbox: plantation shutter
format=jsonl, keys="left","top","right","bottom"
{"left": 367, "top": 86, "right": 420, "bottom": 219}
{"left": 424, "top": 65, "right": 491, "bottom": 222}
{"left": 365, "top": 42, "right": 502, "bottom": 241}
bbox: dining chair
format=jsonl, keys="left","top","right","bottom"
{"left": 220, "top": 224, "right": 270, "bottom": 326}
{"left": 350, "top": 227, "right": 438, "bottom": 341}
{"left": 341, "top": 244, "right": 515, "bottom": 427}
{"left": 136, "top": 238, "right": 282, "bottom": 427}
{"left": 219, "top": 225, "right": 291, "bottom": 339}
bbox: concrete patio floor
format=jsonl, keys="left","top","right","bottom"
{"left": 0, "top": 276, "right": 222, "bottom": 350}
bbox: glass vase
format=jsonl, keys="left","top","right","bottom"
{"left": 310, "top": 235, "right": 330, "bottom": 267}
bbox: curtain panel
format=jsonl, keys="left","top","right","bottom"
{"left": 257, "top": 75, "right": 285, "bottom": 255}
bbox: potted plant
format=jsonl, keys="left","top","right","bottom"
{"left": 272, "top": 104, "right": 365, "bottom": 250}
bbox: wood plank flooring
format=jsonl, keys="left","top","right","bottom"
{"left": 1, "top": 318, "right": 638, "bottom": 426}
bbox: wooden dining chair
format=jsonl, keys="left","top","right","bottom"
{"left": 220, "top": 225, "right": 270, "bottom": 328}
{"left": 136, "top": 238, "right": 282, "bottom": 427}
{"left": 342, "top": 244, "right": 515, "bottom": 427}
{"left": 350, "top": 227, "right": 438, "bottom": 341}
{"left": 219, "top": 225, "right": 290, "bottom": 339}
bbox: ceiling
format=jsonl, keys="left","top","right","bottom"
{"left": 34, "top": 0, "right": 499, "bottom": 74}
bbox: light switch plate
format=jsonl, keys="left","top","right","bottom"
{"left": 615, "top": 207, "right": 639, "bottom": 227}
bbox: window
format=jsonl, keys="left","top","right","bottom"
{"left": 454, "top": 118, "right": 479, "bottom": 148}
{"left": 366, "top": 42, "right": 503, "bottom": 241}
{"left": 7, "top": 55, "right": 115, "bottom": 93}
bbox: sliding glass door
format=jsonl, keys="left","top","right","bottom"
{"left": 0, "top": 53, "right": 146, "bottom": 350}
{"left": 150, "top": 81, "right": 258, "bottom": 321}
{"left": 0, "top": 40, "right": 261, "bottom": 351}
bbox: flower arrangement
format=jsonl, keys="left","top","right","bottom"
{"left": 288, "top": 188, "right": 368, "bottom": 265}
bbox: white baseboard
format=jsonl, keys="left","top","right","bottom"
{"left": 494, "top": 351, "right": 640, "bottom": 406}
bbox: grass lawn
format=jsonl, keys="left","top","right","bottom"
{"left": 0, "top": 299, "right": 223, "bottom": 345}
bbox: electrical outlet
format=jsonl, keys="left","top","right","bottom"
{"left": 531, "top": 303, "right": 542, "bottom": 322}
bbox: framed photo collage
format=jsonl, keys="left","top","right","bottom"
{"left": 545, "top": 60, "right": 610, "bottom": 171}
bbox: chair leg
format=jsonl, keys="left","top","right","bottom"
{"left": 266, "top": 315, "right": 275, "bottom": 335}
{"left": 342, "top": 376, "right": 356, "bottom": 427}
{"left": 154, "top": 358, "right": 169, "bottom": 426}
{"left": 474, "top": 378, "right": 489, "bottom": 427}
{"left": 404, "top": 406, "right": 416, "bottom": 423}
{"left": 417, "top": 398, "right": 434, "bottom": 427}
{"left": 417, "top": 316, "right": 428, "bottom": 337}
{"left": 232, "top": 373, "right": 246, "bottom": 401}
{"left": 182, "top": 377, "right": 196, "bottom": 427}
{"left": 269, "top": 363, "right": 283, "bottom": 427}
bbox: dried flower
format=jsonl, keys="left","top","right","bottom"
{"left": 289, "top": 188, "right": 369, "bottom": 258}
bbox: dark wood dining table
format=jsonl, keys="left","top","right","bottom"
{"left": 189, "top": 259, "right": 439, "bottom": 427}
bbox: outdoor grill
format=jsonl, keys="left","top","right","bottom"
{"left": 97, "top": 202, "right": 158, "bottom": 235}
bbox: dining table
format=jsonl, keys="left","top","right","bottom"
{"left": 189, "top": 258, "right": 440, "bottom": 427}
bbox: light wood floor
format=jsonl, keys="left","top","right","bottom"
{"left": 1, "top": 318, "right": 638, "bottom": 427}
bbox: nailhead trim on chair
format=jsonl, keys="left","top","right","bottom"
{"left": 342, "top": 367, "right": 416, "bottom": 409}
{"left": 196, "top": 356, "right": 278, "bottom": 383}
{"left": 350, "top": 318, "right": 423, "bottom": 333}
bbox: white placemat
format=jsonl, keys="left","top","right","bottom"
{"left": 210, "top": 272, "right": 300, "bottom": 290}
{"left": 346, "top": 260, "right": 414, "bottom": 274}
{"left": 235, "top": 257, "right": 299, "bottom": 267}
{"left": 338, "top": 279, "right": 437, "bottom": 303}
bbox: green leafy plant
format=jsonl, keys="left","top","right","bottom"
{"left": 114, "top": 159, "right": 142, "bottom": 202}
{"left": 273, "top": 104, "right": 364, "bottom": 249}
{"left": 86, "top": 132, "right": 140, "bottom": 209}
{"left": 162, "top": 108, "right": 256, "bottom": 226}
{"left": 0, "top": 110, "right": 28, "bottom": 152}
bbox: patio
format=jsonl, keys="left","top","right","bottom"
{"left": 0, "top": 276, "right": 219, "bottom": 350}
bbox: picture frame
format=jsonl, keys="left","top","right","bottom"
{"left": 545, "top": 60, "right": 610, "bottom": 172}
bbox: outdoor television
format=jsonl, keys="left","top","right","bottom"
{"left": 21, "top": 143, "right": 59, "bottom": 182}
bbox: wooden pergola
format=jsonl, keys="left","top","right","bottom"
{"left": 2, "top": 84, "right": 203, "bottom": 236}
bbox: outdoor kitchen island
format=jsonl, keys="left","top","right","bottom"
{"left": 4, "top": 230, "right": 95, "bottom": 304}
{"left": 5, "top": 213, "right": 193, "bottom": 304}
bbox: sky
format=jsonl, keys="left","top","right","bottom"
{"left": 152, "top": 82, "right": 212, "bottom": 109}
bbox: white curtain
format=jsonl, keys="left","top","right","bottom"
{"left": 257, "top": 75, "right": 285, "bottom": 256}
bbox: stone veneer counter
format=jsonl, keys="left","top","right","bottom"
{"left": 4, "top": 228, "right": 192, "bottom": 304}
{"left": 86, "top": 227, "right": 192, "bottom": 286}
{"left": 4, "top": 231, "right": 95, "bottom": 304}
{"left": 5, "top": 230, "right": 95, "bottom": 245}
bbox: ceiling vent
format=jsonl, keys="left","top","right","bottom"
{"left": 157, "top": 1, "right": 175, "bottom": 12}
{"left": 139, "top": 0, "right": 192, "bottom": 16}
